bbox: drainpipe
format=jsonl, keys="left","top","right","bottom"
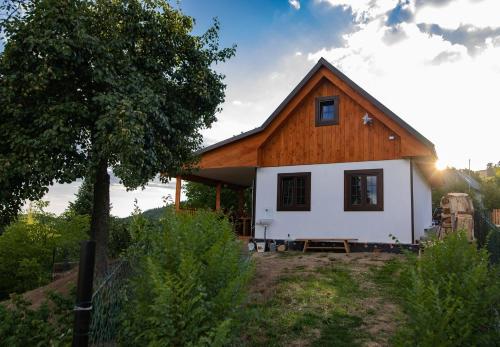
{"left": 251, "top": 168, "right": 257, "bottom": 238}
{"left": 410, "top": 159, "right": 415, "bottom": 244}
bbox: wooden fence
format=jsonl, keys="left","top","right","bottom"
{"left": 492, "top": 209, "right": 500, "bottom": 226}
{"left": 176, "top": 207, "right": 197, "bottom": 216}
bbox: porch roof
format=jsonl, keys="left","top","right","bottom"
{"left": 182, "top": 166, "right": 256, "bottom": 188}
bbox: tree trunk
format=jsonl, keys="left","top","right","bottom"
{"left": 90, "top": 160, "right": 110, "bottom": 276}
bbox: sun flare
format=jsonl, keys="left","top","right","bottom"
{"left": 435, "top": 159, "right": 448, "bottom": 171}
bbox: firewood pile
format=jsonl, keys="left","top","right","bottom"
{"left": 439, "top": 192, "right": 474, "bottom": 241}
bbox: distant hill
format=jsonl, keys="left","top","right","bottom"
{"left": 120, "top": 206, "right": 169, "bottom": 223}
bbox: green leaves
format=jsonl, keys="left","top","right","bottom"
{"left": 393, "top": 232, "right": 500, "bottom": 346}
{"left": 0, "top": 203, "right": 89, "bottom": 298}
{"left": 120, "top": 209, "right": 253, "bottom": 346}
{"left": 0, "top": 292, "right": 74, "bottom": 347}
{"left": 0, "top": 0, "right": 234, "bottom": 225}
{"left": 184, "top": 182, "right": 251, "bottom": 213}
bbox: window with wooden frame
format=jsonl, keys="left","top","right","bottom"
{"left": 277, "top": 172, "right": 311, "bottom": 211}
{"left": 315, "top": 96, "right": 339, "bottom": 126}
{"left": 344, "top": 169, "right": 383, "bottom": 211}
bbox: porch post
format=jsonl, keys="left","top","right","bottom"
{"left": 175, "top": 176, "right": 182, "bottom": 211}
{"left": 237, "top": 189, "right": 244, "bottom": 215}
{"left": 215, "top": 182, "right": 221, "bottom": 211}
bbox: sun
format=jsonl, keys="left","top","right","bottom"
{"left": 435, "top": 159, "right": 448, "bottom": 171}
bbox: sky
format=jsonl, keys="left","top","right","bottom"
{"left": 11, "top": 0, "right": 500, "bottom": 216}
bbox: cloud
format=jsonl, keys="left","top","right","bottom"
{"left": 429, "top": 50, "right": 462, "bottom": 65}
{"left": 307, "top": 1, "right": 500, "bottom": 169}
{"left": 382, "top": 25, "right": 408, "bottom": 45}
{"left": 288, "top": 0, "right": 301, "bottom": 10}
{"left": 418, "top": 23, "right": 500, "bottom": 55}
{"left": 316, "top": 0, "right": 398, "bottom": 22}
{"left": 386, "top": 1, "right": 415, "bottom": 26}
{"left": 201, "top": 52, "right": 313, "bottom": 142}
{"left": 415, "top": 0, "right": 500, "bottom": 29}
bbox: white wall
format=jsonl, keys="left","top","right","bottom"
{"left": 412, "top": 165, "right": 433, "bottom": 241}
{"left": 255, "top": 159, "right": 417, "bottom": 244}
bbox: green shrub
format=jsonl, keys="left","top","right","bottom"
{"left": 394, "top": 231, "right": 500, "bottom": 346}
{"left": 108, "top": 217, "right": 132, "bottom": 258}
{"left": 119, "top": 209, "right": 253, "bottom": 346}
{"left": 0, "top": 203, "right": 88, "bottom": 299}
{"left": 0, "top": 292, "right": 73, "bottom": 347}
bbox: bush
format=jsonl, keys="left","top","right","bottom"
{"left": 0, "top": 202, "right": 88, "bottom": 299}
{"left": 394, "top": 231, "right": 500, "bottom": 346}
{"left": 0, "top": 292, "right": 73, "bottom": 347}
{"left": 119, "top": 209, "right": 253, "bottom": 346}
{"left": 108, "top": 217, "right": 131, "bottom": 258}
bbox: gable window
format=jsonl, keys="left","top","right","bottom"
{"left": 277, "top": 172, "right": 311, "bottom": 211}
{"left": 315, "top": 96, "right": 339, "bottom": 126}
{"left": 344, "top": 169, "right": 383, "bottom": 211}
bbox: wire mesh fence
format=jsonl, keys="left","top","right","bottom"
{"left": 474, "top": 209, "right": 500, "bottom": 264}
{"left": 89, "top": 260, "right": 132, "bottom": 346}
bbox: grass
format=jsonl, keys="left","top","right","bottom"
{"left": 236, "top": 267, "right": 366, "bottom": 346}
{"left": 232, "top": 253, "right": 405, "bottom": 347}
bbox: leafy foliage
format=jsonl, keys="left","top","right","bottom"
{"left": 67, "top": 178, "right": 94, "bottom": 216}
{"left": 119, "top": 209, "right": 253, "bottom": 346}
{"left": 431, "top": 168, "right": 475, "bottom": 209}
{"left": 67, "top": 177, "right": 131, "bottom": 258}
{"left": 0, "top": 0, "right": 234, "bottom": 265}
{"left": 481, "top": 176, "right": 500, "bottom": 211}
{"left": 0, "top": 202, "right": 88, "bottom": 299}
{"left": 391, "top": 232, "right": 500, "bottom": 346}
{"left": 108, "top": 216, "right": 131, "bottom": 259}
{"left": 0, "top": 291, "right": 74, "bottom": 347}
{"left": 184, "top": 182, "right": 251, "bottom": 213}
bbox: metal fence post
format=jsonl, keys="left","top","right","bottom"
{"left": 72, "top": 240, "right": 96, "bottom": 347}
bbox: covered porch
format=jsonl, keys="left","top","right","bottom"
{"left": 174, "top": 167, "right": 257, "bottom": 240}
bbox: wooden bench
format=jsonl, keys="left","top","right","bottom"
{"left": 296, "top": 238, "right": 358, "bottom": 254}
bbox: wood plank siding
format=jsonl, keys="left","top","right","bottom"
{"left": 197, "top": 63, "right": 435, "bottom": 170}
{"left": 260, "top": 78, "right": 401, "bottom": 166}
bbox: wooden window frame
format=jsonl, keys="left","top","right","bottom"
{"left": 277, "top": 172, "right": 311, "bottom": 211}
{"left": 315, "top": 95, "right": 339, "bottom": 126}
{"left": 344, "top": 169, "right": 384, "bottom": 211}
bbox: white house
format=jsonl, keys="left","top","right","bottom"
{"left": 175, "top": 58, "right": 438, "bottom": 248}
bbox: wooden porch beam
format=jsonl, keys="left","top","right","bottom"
{"left": 175, "top": 176, "right": 182, "bottom": 211}
{"left": 215, "top": 182, "right": 221, "bottom": 211}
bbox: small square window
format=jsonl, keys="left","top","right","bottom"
{"left": 315, "top": 96, "right": 339, "bottom": 126}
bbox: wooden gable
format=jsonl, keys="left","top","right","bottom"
{"left": 198, "top": 60, "right": 436, "bottom": 169}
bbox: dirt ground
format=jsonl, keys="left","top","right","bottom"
{"left": 3, "top": 268, "right": 77, "bottom": 309}
{"left": 249, "top": 251, "right": 403, "bottom": 347}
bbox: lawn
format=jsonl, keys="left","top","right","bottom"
{"left": 233, "top": 251, "right": 404, "bottom": 347}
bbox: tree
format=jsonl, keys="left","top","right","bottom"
{"left": 481, "top": 176, "right": 500, "bottom": 211}
{"left": 431, "top": 168, "right": 478, "bottom": 209}
{"left": 0, "top": 202, "right": 88, "bottom": 299}
{"left": 184, "top": 182, "right": 251, "bottom": 214}
{"left": 67, "top": 178, "right": 94, "bottom": 216}
{"left": 0, "top": 0, "right": 234, "bottom": 273}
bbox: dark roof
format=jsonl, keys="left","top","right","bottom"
{"left": 199, "top": 57, "right": 436, "bottom": 155}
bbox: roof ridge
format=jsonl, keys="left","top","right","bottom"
{"left": 199, "top": 58, "right": 435, "bottom": 156}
